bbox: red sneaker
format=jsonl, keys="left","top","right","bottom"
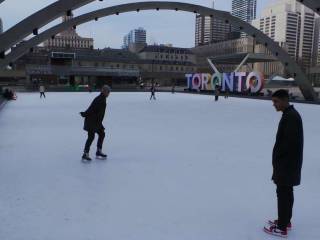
{"left": 264, "top": 224, "right": 288, "bottom": 238}
{"left": 268, "top": 220, "right": 292, "bottom": 230}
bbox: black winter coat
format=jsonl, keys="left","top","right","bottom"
{"left": 272, "top": 105, "right": 303, "bottom": 186}
{"left": 81, "top": 93, "right": 106, "bottom": 132}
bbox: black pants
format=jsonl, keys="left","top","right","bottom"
{"left": 40, "top": 92, "right": 46, "bottom": 98}
{"left": 150, "top": 92, "right": 156, "bottom": 100}
{"left": 215, "top": 95, "right": 219, "bottom": 101}
{"left": 84, "top": 128, "right": 105, "bottom": 153}
{"left": 276, "top": 185, "right": 294, "bottom": 230}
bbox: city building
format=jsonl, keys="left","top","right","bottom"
{"left": 312, "top": 17, "right": 320, "bottom": 66}
{"left": 123, "top": 27, "right": 147, "bottom": 49}
{"left": 252, "top": 0, "right": 316, "bottom": 70}
{"left": 192, "top": 37, "right": 284, "bottom": 78}
{"left": 231, "top": 0, "right": 257, "bottom": 37}
{"left": 10, "top": 44, "right": 196, "bottom": 88}
{"left": 43, "top": 13, "right": 94, "bottom": 49}
{"left": 0, "top": 17, "right": 3, "bottom": 34}
{"left": 195, "top": 1, "right": 231, "bottom": 46}
{"left": 195, "top": 15, "right": 212, "bottom": 46}
{"left": 137, "top": 45, "right": 197, "bottom": 85}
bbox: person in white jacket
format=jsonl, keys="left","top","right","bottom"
{"left": 39, "top": 85, "right": 46, "bottom": 98}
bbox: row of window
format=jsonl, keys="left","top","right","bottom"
{"left": 154, "top": 54, "right": 189, "bottom": 60}
{"left": 152, "top": 65, "right": 195, "bottom": 72}
{"left": 75, "top": 61, "right": 195, "bottom": 72}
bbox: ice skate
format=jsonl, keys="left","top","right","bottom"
{"left": 268, "top": 219, "right": 292, "bottom": 231}
{"left": 96, "top": 149, "right": 107, "bottom": 159}
{"left": 82, "top": 152, "right": 92, "bottom": 162}
{"left": 264, "top": 224, "right": 288, "bottom": 238}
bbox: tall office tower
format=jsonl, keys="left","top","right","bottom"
{"left": 195, "top": 0, "right": 231, "bottom": 46}
{"left": 123, "top": 27, "right": 147, "bottom": 49}
{"left": 231, "top": 0, "right": 257, "bottom": 37}
{"left": 312, "top": 17, "right": 320, "bottom": 66}
{"left": 252, "top": 0, "right": 316, "bottom": 69}
{"left": 0, "top": 18, "right": 3, "bottom": 34}
{"left": 195, "top": 15, "right": 212, "bottom": 46}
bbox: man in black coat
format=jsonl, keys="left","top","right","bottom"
{"left": 80, "top": 85, "right": 110, "bottom": 161}
{"left": 264, "top": 89, "right": 304, "bottom": 238}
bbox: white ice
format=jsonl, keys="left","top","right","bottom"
{"left": 0, "top": 92, "right": 319, "bottom": 240}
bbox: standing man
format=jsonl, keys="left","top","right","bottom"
{"left": 39, "top": 84, "right": 46, "bottom": 98}
{"left": 80, "top": 85, "right": 111, "bottom": 161}
{"left": 264, "top": 89, "right": 304, "bottom": 238}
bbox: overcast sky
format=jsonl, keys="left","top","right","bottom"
{"left": 0, "top": 0, "right": 279, "bottom": 49}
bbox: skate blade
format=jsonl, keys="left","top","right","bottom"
{"left": 81, "top": 158, "right": 92, "bottom": 163}
{"left": 96, "top": 156, "right": 107, "bottom": 160}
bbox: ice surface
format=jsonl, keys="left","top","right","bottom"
{"left": 0, "top": 92, "right": 319, "bottom": 240}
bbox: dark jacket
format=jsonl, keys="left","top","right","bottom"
{"left": 272, "top": 105, "right": 303, "bottom": 186}
{"left": 81, "top": 93, "right": 106, "bottom": 132}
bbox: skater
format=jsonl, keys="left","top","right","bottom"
{"left": 264, "top": 89, "right": 304, "bottom": 238}
{"left": 224, "top": 88, "right": 229, "bottom": 99}
{"left": 150, "top": 84, "right": 156, "bottom": 100}
{"left": 80, "top": 85, "right": 111, "bottom": 161}
{"left": 214, "top": 85, "right": 220, "bottom": 101}
{"left": 39, "top": 84, "right": 46, "bottom": 98}
{"left": 171, "top": 84, "right": 175, "bottom": 94}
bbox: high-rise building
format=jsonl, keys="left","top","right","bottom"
{"left": 44, "top": 13, "right": 94, "bottom": 49}
{"left": 312, "top": 17, "right": 320, "bottom": 66}
{"left": 195, "top": 1, "right": 231, "bottom": 46}
{"left": 252, "top": 0, "right": 316, "bottom": 69}
{"left": 0, "top": 18, "right": 3, "bottom": 34}
{"left": 123, "top": 27, "right": 147, "bottom": 49}
{"left": 231, "top": 0, "right": 257, "bottom": 37}
{"left": 232, "top": 0, "right": 257, "bottom": 23}
{"left": 195, "top": 15, "right": 212, "bottom": 46}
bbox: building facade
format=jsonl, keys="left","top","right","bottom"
{"left": 192, "top": 37, "right": 284, "bottom": 78}
{"left": 252, "top": 0, "right": 316, "bottom": 70}
{"left": 44, "top": 14, "right": 94, "bottom": 49}
{"left": 195, "top": 15, "right": 212, "bottom": 46}
{"left": 138, "top": 45, "right": 196, "bottom": 85}
{"left": 12, "top": 44, "right": 196, "bottom": 88}
{"left": 195, "top": 1, "right": 231, "bottom": 46}
{"left": 231, "top": 0, "right": 257, "bottom": 37}
{"left": 232, "top": 0, "right": 257, "bottom": 23}
{"left": 0, "top": 17, "right": 3, "bottom": 34}
{"left": 123, "top": 27, "right": 147, "bottom": 49}
{"left": 312, "top": 17, "right": 320, "bottom": 66}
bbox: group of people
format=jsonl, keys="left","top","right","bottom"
{"left": 2, "top": 88, "right": 17, "bottom": 100}
{"left": 79, "top": 86, "right": 303, "bottom": 238}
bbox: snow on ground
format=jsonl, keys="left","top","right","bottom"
{"left": 0, "top": 92, "right": 319, "bottom": 240}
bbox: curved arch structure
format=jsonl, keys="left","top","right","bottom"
{"left": 0, "top": 0, "right": 5, "bottom": 4}
{"left": 0, "top": 0, "right": 96, "bottom": 54}
{"left": 300, "top": 0, "right": 320, "bottom": 13}
{"left": 0, "top": 1, "right": 317, "bottom": 101}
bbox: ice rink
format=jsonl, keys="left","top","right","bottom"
{"left": 0, "top": 92, "right": 319, "bottom": 240}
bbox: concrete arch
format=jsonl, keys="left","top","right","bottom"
{"left": 0, "top": 0, "right": 96, "bottom": 54}
{"left": 0, "top": 1, "right": 317, "bottom": 101}
{"left": 300, "top": 0, "right": 320, "bottom": 13}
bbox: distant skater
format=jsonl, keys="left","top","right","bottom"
{"left": 80, "top": 85, "right": 111, "bottom": 161}
{"left": 39, "top": 85, "right": 46, "bottom": 98}
{"left": 224, "top": 89, "right": 229, "bottom": 99}
{"left": 150, "top": 84, "right": 156, "bottom": 100}
{"left": 214, "top": 85, "right": 220, "bottom": 101}
{"left": 171, "top": 84, "right": 175, "bottom": 94}
{"left": 263, "top": 89, "right": 304, "bottom": 238}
